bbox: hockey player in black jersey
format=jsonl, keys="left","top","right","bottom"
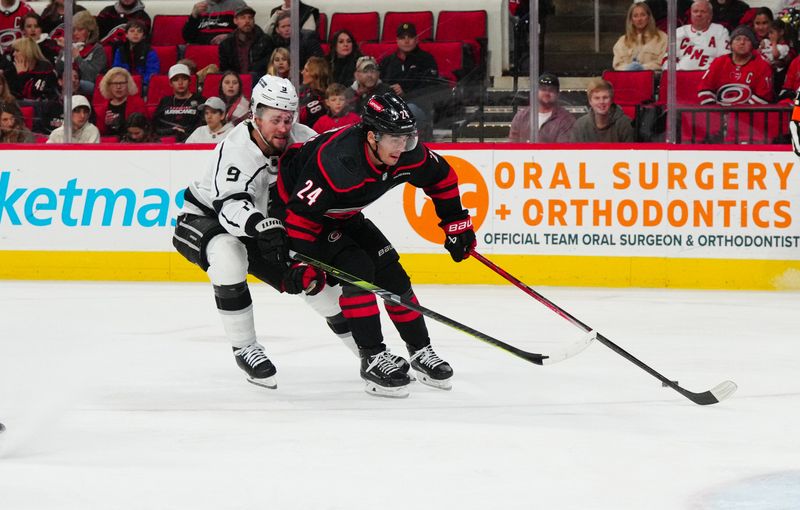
{"left": 272, "top": 92, "right": 477, "bottom": 397}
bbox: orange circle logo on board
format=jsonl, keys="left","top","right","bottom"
{"left": 403, "top": 155, "right": 489, "bottom": 244}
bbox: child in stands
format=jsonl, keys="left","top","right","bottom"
{"left": 311, "top": 83, "right": 360, "bottom": 133}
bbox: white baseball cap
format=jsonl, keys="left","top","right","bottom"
{"left": 71, "top": 95, "right": 91, "bottom": 112}
{"left": 200, "top": 96, "right": 226, "bottom": 112}
{"left": 168, "top": 63, "right": 191, "bottom": 80}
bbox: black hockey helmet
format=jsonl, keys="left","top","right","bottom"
{"left": 361, "top": 92, "right": 417, "bottom": 135}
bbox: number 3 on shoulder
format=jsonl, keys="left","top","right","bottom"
{"left": 296, "top": 179, "right": 323, "bottom": 206}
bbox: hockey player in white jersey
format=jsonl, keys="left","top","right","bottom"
{"left": 172, "top": 75, "right": 329, "bottom": 389}
{"left": 173, "top": 74, "right": 410, "bottom": 393}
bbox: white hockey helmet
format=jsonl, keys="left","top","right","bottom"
{"left": 251, "top": 74, "right": 298, "bottom": 118}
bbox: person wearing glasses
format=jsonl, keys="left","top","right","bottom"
{"left": 94, "top": 66, "right": 146, "bottom": 138}
{"left": 270, "top": 92, "right": 476, "bottom": 398}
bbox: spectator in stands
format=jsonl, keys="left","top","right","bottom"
{"left": 508, "top": 72, "right": 575, "bottom": 143}
{"left": 268, "top": 11, "right": 322, "bottom": 68}
{"left": 571, "top": 78, "right": 634, "bottom": 143}
{"left": 96, "top": 0, "right": 152, "bottom": 45}
{"left": 94, "top": 67, "right": 147, "bottom": 137}
{"left": 668, "top": 0, "right": 730, "bottom": 70}
{"left": 759, "top": 19, "right": 792, "bottom": 93}
{"left": 183, "top": 0, "right": 246, "bottom": 45}
{"left": 349, "top": 55, "right": 391, "bottom": 114}
{"left": 0, "top": 0, "right": 34, "bottom": 50}
{"left": 33, "top": 64, "right": 80, "bottom": 133}
{"left": 55, "top": 11, "right": 106, "bottom": 95}
{"left": 22, "top": 13, "right": 59, "bottom": 65}
{"left": 266, "top": 46, "right": 289, "bottom": 78}
{"left": 779, "top": 52, "right": 800, "bottom": 101}
{"left": 752, "top": 7, "right": 773, "bottom": 44}
{"left": 0, "top": 101, "right": 34, "bottom": 143}
{"left": 112, "top": 19, "right": 159, "bottom": 92}
{"left": 7, "top": 37, "right": 57, "bottom": 100}
{"left": 218, "top": 4, "right": 271, "bottom": 86}
{"left": 380, "top": 22, "right": 442, "bottom": 139}
{"left": 613, "top": 2, "right": 668, "bottom": 71}
{"left": 297, "top": 55, "right": 329, "bottom": 128}
{"left": 512, "top": 0, "right": 556, "bottom": 74}
{"left": 47, "top": 94, "right": 99, "bottom": 143}
{"left": 40, "top": 0, "right": 86, "bottom": 36}
{"left": 185, "top": 95, "right": 233, "bottom": 142}
{"left": 153, "top": 63, "right": 203, "bottom": 142}
{"left": 266, "top": 0, "right": 318, "bottom": 34}
{"left": 120, "top": 111, "right": 158, "bottom": 142}
{"left": 710, "top": 0, "right": 750, "bottom": 31}
{"left": 329, "top": 29, "right": 362, "bottom": 87}
{"left": 312, "top": 83, "right": 360, "bottom": 133}
{"left": 0, "top": 72, "right": 16, "bottom": 104}
{"left": 218, "top": 70, "right": 250, "bottom": 125}
{"left": 698, "top": 25, "right": 773, "bottom": 104}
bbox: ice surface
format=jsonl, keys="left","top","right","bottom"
{"left": 1, "top": 281, "right": 799, "bottom": 510}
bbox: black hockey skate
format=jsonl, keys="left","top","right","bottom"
{"left": 385, "top": 350, "right": 412, "bottom": 377}
{"left": 233, "top": 343, "right": 277, "bottom": 389}
{"left": 409, "top": 345, "right": 453, "bottom": 390}
{"left": 361, "top": 351, "right": 411, "bottom": 398}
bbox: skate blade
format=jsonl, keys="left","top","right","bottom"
{"left": 363, "top": 380, "right": 410, "bottom": 398}
{"left": 413, "top": 370, "right": 452, "bottom": 391}
{"left": 247, "top": 375, "right": 277, "bottom": 389}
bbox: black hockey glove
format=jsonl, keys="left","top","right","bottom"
{"left": 282, "top": 262, "right": 326, "bottom": 295}
{"left": 440, "top": 213, "right": 476, "bottom": 262}
{"left": 255, "top": 217, "right": 289, "bottom": 265}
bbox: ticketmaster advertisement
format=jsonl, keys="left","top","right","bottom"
{"left": 1, "top": 146, "right": 798, "bottom": 288}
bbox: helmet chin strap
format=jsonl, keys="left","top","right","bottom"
{"left": 252, "top": 118, "right": 280, "bottom": 155}
{"left": 368, "top": 135, "right": 390, "bottom": 168}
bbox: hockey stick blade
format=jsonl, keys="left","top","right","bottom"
{"left": 471, "top": 250, "right": 738, "bottom": 406}
{"left": 291, "top": 251, "right": 589, "bottom": 366}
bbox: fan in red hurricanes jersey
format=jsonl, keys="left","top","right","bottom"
{"left": 698, "top": 25, "right": 773, "bottom": 105}
{"left": 271, "top": 92, "right": 476, "bottom": 397}
{"left": 0, "top": 0, "right": 34, "bottom": 55}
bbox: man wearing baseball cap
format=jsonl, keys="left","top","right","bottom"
{"left": 379, "top": 22, "right": 441, "bottom": 140}
{"left": 698, "top": 24, "right": 773, "bottom": 105}
{"left": 185, "top": 96, "right": 235, "bottom": 143}
{"left": 153, "top": 63, "right": 205, "bottom": 141}
{"left": 509, "top": 72, "right": 575, "bottom": 143}
{"left": 219, "top": 4, "right": 272, "bottom": 85}
{"left": 350, "top": 56, "right": 392, "bottom": 113}
{"left": 46, "top": 95, "right": 100, "bottom": 143}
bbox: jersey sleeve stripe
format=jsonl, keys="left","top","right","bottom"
{"left": 212, "top": 141, "right": 226, "bottom": 197}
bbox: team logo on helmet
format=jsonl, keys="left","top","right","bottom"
{"left": 367, "top": 98, "right": 384, "bottom": 112}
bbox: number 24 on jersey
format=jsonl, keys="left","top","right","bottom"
{"left": 297, "top": 179, "right": 323, "bottom": 205}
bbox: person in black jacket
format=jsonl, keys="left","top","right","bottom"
{"left": 153, "top": 63, "right": 204, "bottom": 141}
{"left": 328, "top": 29, "right": 362, "bottom": 87}
{"left": 268, "top": 10, "right": 322, "bottom": 69}
{"left": 183, "top": 0, "right": 246, "bottom": 45}
{"left": 271, "top": 92, "right": 476, "bottom": 397}
{"left": 96, "top": 0, "right": 152, "bottom": 44}
{"left": 218, "top": 5, "right": 271, "bottom": 85}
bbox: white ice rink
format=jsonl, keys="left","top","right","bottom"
{"left": 1, "top": 280, "right": 799, "bottom": 510}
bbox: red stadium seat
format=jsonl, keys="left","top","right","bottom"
{"left": 153, "top": 46, "right": 178, "bottom": 74}
{"left": 435, "top": 10, "right": 486, "bottom": 65}
{"left": 184, "top": 45, "right": 220, "bottom": 71}
{"left": 419, "top": 41, "right": 463, "bottom": 84}
{"left": 602, "top": 70, "right": 655, "bottom": 106}
{"left": 92, "top": 73, "right": 143, "bottom": 103}
{"left": 657, "top": 70, "right": 705, "bottom": 105}
{"left": 201, "top": 73, "right": 252, "bottom": 98}
{"left": 160, "top": 135, "right": 177, "bottom": 143}
{"left": 320, "top": 42, "right": 329, "bottom": 55}
{"left": 151, "top": 15, "right": 188, "bottom": 46}
{"left": 146, "top": 74, "right": 198, "bottom": 113}
{"left": 329, "top": 12, "right": 380, "bottom": 44}
{"left": 382, "top": 11, "right": 434, "bottom": 42}
{"left": 102, "top": 44, "right": 114, "bottom": 72}
{"left": 19, "top": 105, "right": 33, "bottom": 130}
{"left": 317, "top": 12, "right": 328, "bottom": 43}
{"left": 360, "top": 42, "right": 397, "bottom": 62}
{"left": 101, "top": 136, "right": 119, "bottom": 143}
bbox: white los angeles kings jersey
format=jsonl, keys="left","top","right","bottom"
{"left": 181, "top": 120, "right": 317, "bottom": 237}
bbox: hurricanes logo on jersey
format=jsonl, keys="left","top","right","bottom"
{"left": 716, "top": 83, "right": 751, "bottom": 105}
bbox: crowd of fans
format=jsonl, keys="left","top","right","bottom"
{"left": 0, "top": 0, "right": 453, "bottom": 144}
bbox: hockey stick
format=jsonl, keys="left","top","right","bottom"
{"left": 470, "top": 250, "right": 738, "bottom": 406}
{"left": 290, "top": 251, "right": 592, "bottom": 365}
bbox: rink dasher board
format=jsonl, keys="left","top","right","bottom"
{"left": 0, "top": 143, "right": 798, "bottom": 290}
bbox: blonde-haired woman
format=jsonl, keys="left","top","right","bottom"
{"left": 94, "top": 67, "right": 147, "bottom": 138}
{"left": 56, "top": 10, "right": 107, "bottom": 94}
{"left": 8, "top": 37, "right": 57, "bottom": 100}
{"left": 267, "top": 47, "right": 290, "bottom": 79}
{"left": 612, "top": 2, "right": 667, "bottom": 71}
{"left": 298, "top": 56, "right": 330, "bottom": 128}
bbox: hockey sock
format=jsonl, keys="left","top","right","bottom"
{"left": 326, "top": 312, "right": 359, "bottom": 356}
{"left": 383, "top": 289, "right": 430, "bottom": 350}
{"left": 339, "top": 287, "right": 384, "bottom": 354}
{"left": 214, "top": 282, "right": 257, "bottom": 348}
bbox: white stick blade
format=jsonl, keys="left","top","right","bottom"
{"left": 710, "top": 380, "right": 738, "bottom": 402}
{"left": 541, "top": 330, "right": 596, "bottom": 365}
